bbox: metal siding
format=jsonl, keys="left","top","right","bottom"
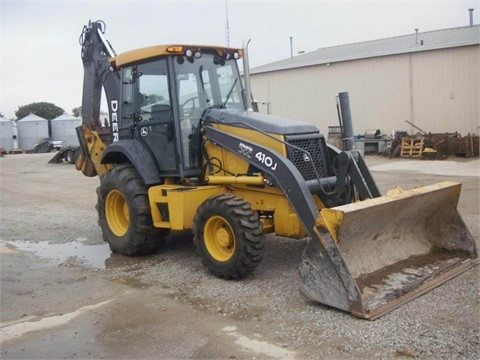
{"left": 251, "top": 45, "right": 479, "bottom": 136}
{"left": 0, "top": 120, "right": 13, "bottom": 152}
{"left": 17, "top": 120, "right": 49, "bottom": 150}
{"left": 51, "top": 118, "right": 82, "bottom": 147}
{"left": 252, "top": 55, "right": 412, "bottom": 136}
{"left": 411, "top": 46, "right": 479, "bottom": 134}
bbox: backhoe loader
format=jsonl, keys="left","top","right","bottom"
{"left": 76, "top": 20, "right": 478, "bottom": 319}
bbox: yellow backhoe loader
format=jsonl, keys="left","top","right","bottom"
{"left": 76, "top": 20, "right": 478, "bottom": 319}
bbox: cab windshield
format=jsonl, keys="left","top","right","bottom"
{"left": 173, "top": 52, "right": 245, "bottom": 169}
{"left": 174, "top": 52, "right": 245, "bottom": 117}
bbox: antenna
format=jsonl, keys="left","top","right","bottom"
{"left": 225, "top": 0, "right": 230, "bottom": 46}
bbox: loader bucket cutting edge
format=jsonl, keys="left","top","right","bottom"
{"left": 300, "top": 181, "right": 478, "bottom": 320}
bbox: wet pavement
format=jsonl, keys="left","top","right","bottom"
{"left": 6, "top": 240, "right": 111, "bottom": 269}
{"left": 0, "top": 242, "right": 296, "bottom": 359}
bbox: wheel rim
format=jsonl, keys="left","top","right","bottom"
{"left": 203, "top": 215, "right": 235, "bottom": 262}
{"left": 105, "top": 189, "right": 129, "bottom": 237}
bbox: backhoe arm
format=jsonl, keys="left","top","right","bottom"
{"left": 77, "top": 20, "right": 121, "bottom": 177}
{"left": 79, "top": 20, "right": 120, "bottom": 131}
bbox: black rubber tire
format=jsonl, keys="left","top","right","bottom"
{"left": 96, "top": 163, "right": 168, "bottom": 256}
{"left": 65, "top": 150, "right": 75, "bottom": 164}
{"left": 193, "top": 193, "right": 264, "bottom": 279}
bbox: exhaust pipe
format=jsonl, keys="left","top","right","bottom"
{"left": 338, "top": 92, "right": 355, "bottom": 151}
{"left": 242, "top": 37, "right": 254, "bottom": 112}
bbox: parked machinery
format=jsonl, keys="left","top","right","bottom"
{"left": 76, "top": 20, "right": 477, "bottom": 319}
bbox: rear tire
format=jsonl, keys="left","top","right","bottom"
{"left": 65, "top": 150, "right": 75, "bottom": 164}
{"left": 96, "top": 163, "right": 168, "bottom": 255}
{"left": 193, "top": 193, "right": 264, "bottom": 279}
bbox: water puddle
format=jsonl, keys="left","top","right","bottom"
{"left": 7, "top": 239, "right": 112, "bottom": 269}
{"left": 111, "top": 276, "right": 152, "bottom": 288}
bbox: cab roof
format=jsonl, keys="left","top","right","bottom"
{"left": 111, "top": 44, "right": 243, "bottom": 67}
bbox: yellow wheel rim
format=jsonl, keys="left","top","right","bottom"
{"left": 204, "top": 215, "right": 235, "bottom": 262}
{"left": 105, "top": 189, "right": 129, "bottom": 237}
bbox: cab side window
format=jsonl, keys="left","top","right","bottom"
{"left": 137, "top": 60, "right": 171, "bottom": 122}
{"left": 121, "top": 67, "right": 134, "bottom": 127}
{"left": 120, "top": 60, "right": 170, "bottom": 128}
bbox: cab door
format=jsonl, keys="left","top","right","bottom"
{"left": 121, "top": 59, "right": 179, "bottom": 175}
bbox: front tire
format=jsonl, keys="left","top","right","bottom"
{"left": 193, "top": 193, "right": 264, "bottom": 279}
{"left": 97, "top": 163, "right": 168, "bottom": 255}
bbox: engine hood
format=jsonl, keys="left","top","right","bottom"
{"left": 203, "top": 108, "right": 320, "bottom": 136}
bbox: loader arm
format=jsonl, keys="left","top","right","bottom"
{"left": 333, "top": 151, "right": 381, "bottom": 200}
{"left": 203, "top": 124, "right": 478, "bottom": 319}
{"left": 202, "top": 125, "right": 364, "bottom": 311}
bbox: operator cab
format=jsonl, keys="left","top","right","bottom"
{"left": 116, "top": 47, "right": 245, "bottom": 178}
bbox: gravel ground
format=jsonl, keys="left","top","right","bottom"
{"left": 1, "top": 153, "right": 479, "bottom": 359}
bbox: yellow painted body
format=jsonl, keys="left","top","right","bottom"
{"left": 75, "top": 125, "right": 111, "bottom": 177}
{"left": 145, "top": 122, "right": 309, "bottom": 238}
{"left": 203, "top": 123, "right": 310, "bottom": 237}
{"left": 148, "top": 185, "right": 226, "bottom": 230}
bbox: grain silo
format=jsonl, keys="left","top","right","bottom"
{"left": 51, "top": 113, "right": 81, "bottom": 147}
{"left": 17, "top": 113, "right": 49, "bottom": 151}
{"left": 0, "top": 116, "right": 13, "bottom": 152}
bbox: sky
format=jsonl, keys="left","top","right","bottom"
{"left": 1, "top": 0, "right": 478, "bottom": 120}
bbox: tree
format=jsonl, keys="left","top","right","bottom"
{"left": 72, "top": 106, "right": 82, "bottom": 117}
{"left": 15, "top": 102, "right": 64, "bottom": 120}
{"left": 143, "top": 94, "right": 164, "bottom": 106}
{"left": 72, "top": 106, "right": 107, "bottom": 119}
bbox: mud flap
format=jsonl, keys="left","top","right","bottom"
{"left": 300, "top": 181, "right": 478, "bottom": 320}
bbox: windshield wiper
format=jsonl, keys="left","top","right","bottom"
{"left": 220, "top": 78, "right": 237, "bottom": 109}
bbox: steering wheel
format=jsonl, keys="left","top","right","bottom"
{"left": 181, "top": 97, "right": 199, "bottom": 117}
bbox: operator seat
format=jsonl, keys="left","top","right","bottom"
{"left": 151, "top": 104, "right": 172, "bottom": 123}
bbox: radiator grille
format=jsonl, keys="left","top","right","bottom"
{"left": 286, "top": 136, "right": 330, "bottom": 180}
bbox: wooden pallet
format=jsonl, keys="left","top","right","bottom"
{"left": 400, "top": 136, "right": 424, "bottom": 158}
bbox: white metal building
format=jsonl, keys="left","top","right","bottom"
{"left": 16, "top": 113, "right": 49, "bottom": 151}
{"left": 249, "top": 26, "right": 480, "bottom": 137}
{"left": 51, "top": 113, "right": 81, "bottom": 147}
{"left": 0, "top": 116, "right": 13, "bottom": 152}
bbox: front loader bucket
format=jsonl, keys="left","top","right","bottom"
{"left": 300, "top": 181, "right": 478, "bottom": 320}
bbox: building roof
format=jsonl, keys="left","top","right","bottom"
{"left": 17, "top": 113, "right": 48, "bottom": 122}
{"left": 250, "top": 25, "right": 480, "bottom": 74}
{"left": 51, "top": 113, "right": 80, "bottom": 121}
